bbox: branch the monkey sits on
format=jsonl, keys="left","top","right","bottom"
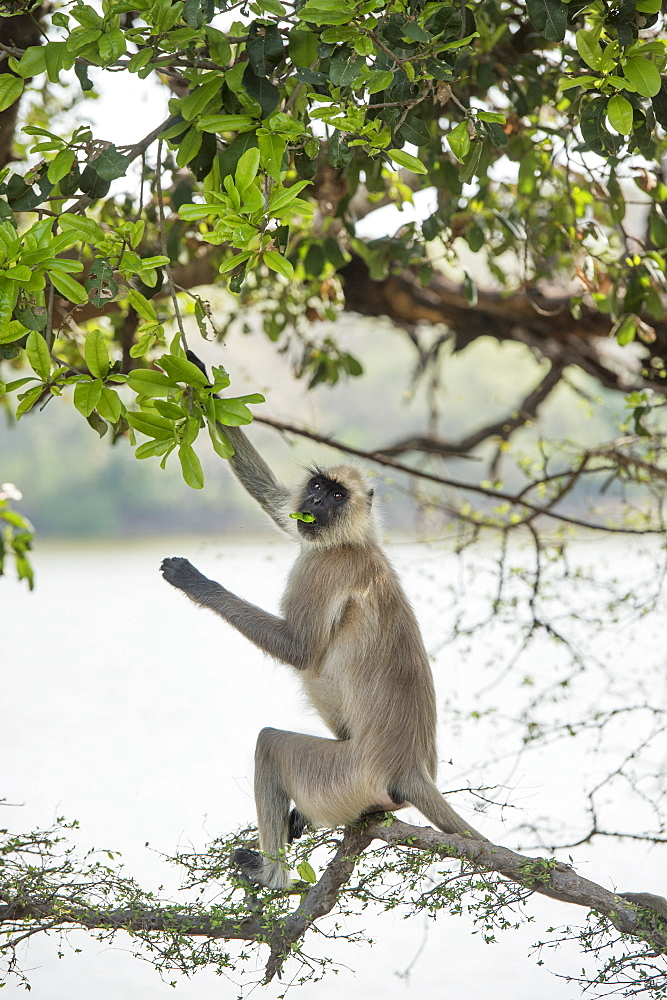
{"left": 161, "top": 422, "right": 485, "bottom": 889}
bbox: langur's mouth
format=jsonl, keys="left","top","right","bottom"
{"left": 297, "top": 517, "right": 320, "bottom": 535}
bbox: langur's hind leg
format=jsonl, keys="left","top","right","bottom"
{"left": 233, "top": 727, "right": 358, "bottom": 889}
{"left": 233, "top": 727, "right": 292, "bottom": 889}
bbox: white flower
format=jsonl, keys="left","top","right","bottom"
{"left": 0, "top": 483, "right": 23, "bottom": 501}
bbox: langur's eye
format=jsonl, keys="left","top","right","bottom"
{"left": 311, "top": 480, "right": 321, "bottom": 489}
{"left": 333, "top": 492, "right": 344, "bottom": 501}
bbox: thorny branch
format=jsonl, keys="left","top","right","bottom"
{"left": 1, "top": 819, "right": 665, "bottom": 987}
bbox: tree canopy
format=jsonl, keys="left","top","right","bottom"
{"left": 1, "top": 0, "right": 667, "bottom": 994}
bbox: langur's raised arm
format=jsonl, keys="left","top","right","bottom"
{"left": 223, "top": 426, "right": 294, "bottom": 536}
{"left": 183, "top": 351, "right": 293, "bottom": 536}
{"left": 161, "top": 557, "right": 308, "bottom": 669}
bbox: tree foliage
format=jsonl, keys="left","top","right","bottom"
{"left": 3, "top": 0, "right": 667, "bottom": 466}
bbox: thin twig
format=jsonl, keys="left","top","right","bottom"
{"left": 155, "top": 139, "right": 188, "bottom": 351}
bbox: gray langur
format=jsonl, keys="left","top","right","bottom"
{"left": 161, "top": 426, "right": 484, "bottom": 889}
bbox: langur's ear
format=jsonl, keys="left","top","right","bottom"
{"left": 367, "top": 488, "right": 374, "bottom": 506}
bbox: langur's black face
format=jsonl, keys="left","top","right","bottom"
{"left": 296, "top": 473, "right": 350, "bottom": 540}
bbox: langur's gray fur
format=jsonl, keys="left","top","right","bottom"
{"left": 161, "top": 425, "right": 485, "bottom": 888}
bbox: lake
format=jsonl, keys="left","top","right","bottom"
{"left": 2, "top": 539, "right": 665, "bottom": 999}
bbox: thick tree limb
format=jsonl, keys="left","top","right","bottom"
{"left": 0, "top": 9, "right": 44, "bottom": 168}
{"left": 365, "top": 818, "right": 661, "bottom": 936}
{"left": 340, "top": 256, "right": 663, "bottom": 393}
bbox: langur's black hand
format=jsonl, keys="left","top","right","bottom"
{"left": 160, "top": 556, "right": 209, "bottom": 592}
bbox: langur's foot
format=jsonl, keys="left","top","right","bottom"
{"left": 288, "top": 807, "right": 308, "bottom": 843}
{"left": 231, "top": 848, "right": 291, "bottom": 889}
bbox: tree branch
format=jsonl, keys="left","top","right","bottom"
{"left": 376, "top": 360, "right": 566, "bottom": 457}
{"left": 254, "top": 415, "right": 665, "bottom": 534}
{"left": 2, "top": 820, "right": 665, "bottom": 986}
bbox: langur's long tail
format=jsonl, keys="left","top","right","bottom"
{"left": 407, "top": 778, "right": 487, "bottom": 841}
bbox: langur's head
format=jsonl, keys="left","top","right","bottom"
{"left": 293, "top": 465, "right": 376, "bottom": 548}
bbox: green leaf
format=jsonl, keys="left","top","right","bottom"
{"left": 353, "top": 35, "right": 373, "bottom": 57}
{"left": 289, "top": 511, "right": 316, "bottom": 522}
{"left": 127, "top": 288, "right": 158, "bottom": 321}
{"left": 329, "top": 46, "right": 364, "bottom": 87}
{"left": 207, "top": 421, "right": 234, "bottom": 459}
{"left": 159, "top": 354, "right": 210, "bottom": 387}
{"left": 26, "top": 332, "right": 51, "bottom": 381}
{"left": 16, "top": 46, "right": 47, "bottom": 79}
{"left": 267, "top": 179, "right": 311, "bottom": 214}
{"left": 447, "top": 121, "right": 471, "bottom": 162}
{"left": 198, "top": 114, "right": 256, "bottom": 133}
{"left": 58, "top": 214, "right": 105, "bottom": 244}
{"left": 84, "top": 329, "right": 110, "bottom": 379}
{"left": 46, "top": 148, "right": 76, "bottom": 185}
{"left": 0, "top": 276, "right": 19, "bottom": 331}
{"left": 126, "top": 368, "right": 177, "bottom": 397}
{"left": 99, "top": 27, "right": 126, "bottom": 64}
{"left": 263, "top": 250, "right": 294, "bottom": 280}
{"left": 607, "top": 93, "right": 633, "bottom": 134}
{"left": 0, "top": 324, "right": 30, "bottom": 345}
{"left": 617, "top": 315, "right": 637, "bottom": 345}
{"left": 623, "top": 56, "right": 661, "bottom": 98}
{"left": 580, "top": 97, "right": 618, "bottom": 155}
{"left": 48, "top": 270, "right": 88, "bottom": 304}
{"left": 258, "top": 130, "right": 286, "bottom": 181}
{"left": 297, "top": 0, "right": 355, "bottom": 25}
{"left": 246, "top": 21, "right": 284, "bottom": 77}
{"left": 127, "top": 48, "right": 153, "bottom": 73}
{"left": 97, "top": 386, "right": 122, "bottom": 422}
{"left": 175, "top": 126, "right": 203, "bottom": 168}
{"left": 181, "top": 75, "right": 223, "bottom": 120}
{"left": 44, "top": 41, "right": 70, "bottom": 84}
{"left": 459, "top": 141, "right": 484, "bottom": 184}
{"left": 92, "top": 145, "right": 130, "bottom": 181}
{"left": 296, "top": 860, "right": 317, "bottom": 883}
{"left": 205, "top": 25, "right": 232, "bottom": 64}
{"left": 0, "top": 75, "right": 24, "bottom": 113}
{"left": 178, "top": 442, "right": 204, "bottom": 488}
{"left": 135, "top": 438, "right": 173, "bottom": 459}
{"left": 398, "top": 116, "right": 431, "bottom": 146}
{"left": 403, "top": 21, "right": 431, "bottom": 43}
{"left": 219, "top": 251, "right": 254, "bottom": 274}
{"left": 242, "top": 65, "right": 280, "bottom": 118}
{"left": 214, "top": 397, "right": 255, "bottom": 425}
{"left": 559, "top": 74, "right": 597, "bottom": 91}
{"left": 366, "top": 69, "right": 393, "bottom": 94}
{"left": 73, "top": 378, "right": 104, "bottom": 416}
{"left": 575, "top": 29, "right": 602, "bottom": 71}
{"left": 476, "top": 111, "right": 505, "bottom": 124}
{"left": 154, "top": 399, "right": 185, "bottom": 420}
{"left": 289, "top": 27, "right": 319, "bottom": 67}
{"left": 16, "top": 385, "right": 44, "bottom": 419}
{"left": 235, "top": 146, "right": 261, "bottom": 191}
{"left": 526, "top": 0, "right": 567, "bottom": 42}
{"left": 387, "top": 148, "right": 428, "bottom": 175}
{"left": 4, "top": 265, "right": 32, "bottom": 283}
{"left": 126, "top": 409, "right": 175, "bottom": 439}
